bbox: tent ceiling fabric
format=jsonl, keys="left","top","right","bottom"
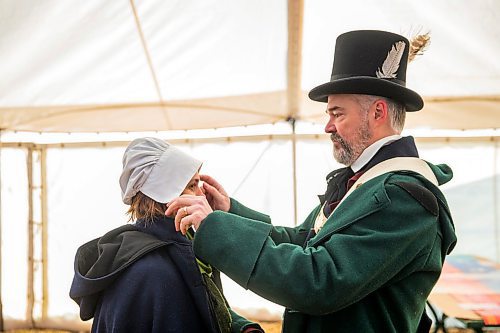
{"left": 0, "top": 92, "right": 288, "bottom": 132}
{"left": 0, "top": 0, "right": 499, "bottom": 132}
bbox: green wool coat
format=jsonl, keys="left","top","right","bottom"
{"left": 193, "top": 162, "right": 457, "bottom": 333}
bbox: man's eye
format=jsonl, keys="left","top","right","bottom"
{"left": 326, "top": 110, "right": 341, "bottom": 118}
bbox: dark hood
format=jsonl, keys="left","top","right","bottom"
{"left": 69, "top": 216, "right": 186, "bottom": 320}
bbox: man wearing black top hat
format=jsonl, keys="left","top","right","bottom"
{"left": 167, "top": 30, "right": 457, "bottom": 333}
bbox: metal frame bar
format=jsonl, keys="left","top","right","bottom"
{"left": 41, "top": 147, "right": 48, "bottom": 320}
{"left": 26, "top": 147, "right": 35, "bottom": 327}
{"left": 287, "top": 0, "right": 304, "bottom": 226}
{"left": 0, "top": 130, "right": 4, "bottom": 330}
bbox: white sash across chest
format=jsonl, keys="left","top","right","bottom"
{"left": 313, "top": 157, "right": 439, "bottom": 233}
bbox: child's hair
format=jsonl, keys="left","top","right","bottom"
{"left": 127, "top": 191, "right": 167, "bottom": 224}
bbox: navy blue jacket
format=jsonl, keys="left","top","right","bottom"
{"left": 69, "top": 216, "right": 260, "bottom": 332}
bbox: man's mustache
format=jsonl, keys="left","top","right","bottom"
{"left": 330, "top": 133, "right": 344, "bottom": 143}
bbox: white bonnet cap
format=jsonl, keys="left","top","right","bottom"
{"left": 119, "top": 137, "right": 202, "bottom": 204}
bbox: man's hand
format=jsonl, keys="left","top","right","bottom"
{"left": 201, "top": 174, "right": 230, "bottom": 212}
{"left": 165, "top": 195, "right": 213, "bottom": 235}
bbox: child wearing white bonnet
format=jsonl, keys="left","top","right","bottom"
{"left": 70, "top": 137, "right": 264, "bottom": 333}
{"left": 120, "top": 137, "right": 202, "bottom": 206}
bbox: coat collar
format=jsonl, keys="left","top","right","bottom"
{"left": 135, "top": 215, "right": 191, "bottom": 245}
{"left": 319, "top": 136, "right": 419, "bottom": 206}
{"left": 351, "top": 135, "right": 402, "bottom": 172}
{"left": 310, "top": 160, "right": 453, "bottom": 248}
{"left": 357, "top": 136, "right": 419, "bottom": 173}
{"left": 310, "top": 174, "right": 389, "bottom": 247}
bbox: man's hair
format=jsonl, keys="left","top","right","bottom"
{"left": 127, "top": 191, "right": 167, "bottom": 224}
{"left": 354, "top": 95, "right": 406, "bottom": 133}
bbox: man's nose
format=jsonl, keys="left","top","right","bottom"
{"left": 325, "top": 119, "right": 336, "bottom": 133}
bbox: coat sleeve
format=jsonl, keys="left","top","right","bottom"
{"left": 194, "top": 180, "right": 440, "bottom": 315}
{"left": 229, "top": 198, "right": 317, "bottom": 245}
{"left": 229, "top": 198, "right": 271, "bottom": 222}
{"left": 229, "top": 308, "right": 264, "bottom": 333}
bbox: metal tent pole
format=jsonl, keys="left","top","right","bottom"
{"left": 289, "top": 118, "right": 299, "bottom": 226}
{"left": 286, "top": 0, "right": 303, "bottom": 225}
{"left": 41, "top": 147, "right": 48, "bottom": 320}
{"left": 494, "top": 139, "right": 499, "bottom": 262}
{"left": 129, "top": 0, "right": 171, "bottom": 129}
{"left": 0, "top": 129, "right": 4, "bottom": 331}
{"left": 27, "top": 147, "right": 35, "bottom": 327}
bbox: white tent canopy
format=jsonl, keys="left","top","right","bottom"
{"left": 1, "top": 1, "right": 500, "bottom": 331}
{"left": 1, "top": 0, "right": 499, "bottom": 132}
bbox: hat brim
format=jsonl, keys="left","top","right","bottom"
{"left": 308, "top": 77, "right": 423, "bottom": 111}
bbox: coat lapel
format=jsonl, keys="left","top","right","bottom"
{"left": 309, "top": 176, "right": 389, "bottom": 247}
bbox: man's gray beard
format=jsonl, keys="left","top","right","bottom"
{"left": 331, "top": 123, "right": 371, "bottom": 166}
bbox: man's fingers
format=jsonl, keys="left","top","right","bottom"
{"left": 172, "top": 205, "right": 193, "bottom": 233}
{"left": 202, "top": 182, "right": 218, "bottom": 196}
{"left": 165, "top": 196, "right": 196, "bottom": 216}
{"left": 174, "top": 214, "right": 180, "bottom": 232}
{"left": 166, "top": 195, "right": 212, "bottom": 234}
{"left": 173, "top": 206, "right": 184, "bottom": 231}
{"left": 181, "top": 212, "right": 199, "bottom": 235}
{"left": 200, "top": 174, "right": 215, "bottom": 183}
{"left": 165, "top": 202, "right": 179, "bottom": 217}
{"left": 200, "top": 174, "right": 224, "bottom": 192}
{"left": 179, "top": 215, "right": 189, "bottom": 235}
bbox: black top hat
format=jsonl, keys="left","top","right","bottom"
{"left": 308, "top": 30, "right": 423, "bottom": 111}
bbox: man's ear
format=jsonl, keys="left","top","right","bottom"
{"left": 373, "top": 100, "right": 388, "bottom": 121}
